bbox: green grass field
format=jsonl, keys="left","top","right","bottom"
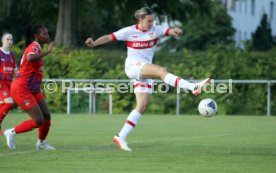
{"left": 0, "top": 113, "right": 276, "bottom": 173}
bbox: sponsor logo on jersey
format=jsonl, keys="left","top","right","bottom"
{"left": 4, "top": 67, "right": 14, "bottom": 72}
{"left": 132, "top": 42, "right": 149, "bottom": 47}
{"left": 126, "top": 38, "right": 158, "bottom": 49}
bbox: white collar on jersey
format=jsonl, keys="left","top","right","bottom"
{"left": 0, "top": 47, "right": 10, "bottom": 54}
{"left": 135, "top": 24, "right": 148, "bottom": 32}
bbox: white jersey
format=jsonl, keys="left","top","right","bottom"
{"left": 111, "top": 24, "right": 169, "bottom": 64}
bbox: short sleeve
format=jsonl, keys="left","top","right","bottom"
{"left": 111, "top": 27, "right": 130, "bottom": 42}
{"left": 29, "top": 44, "right": 40, "bottom": 55}
{"left": 155, "top": 25, "right": 170, "bottom": 38}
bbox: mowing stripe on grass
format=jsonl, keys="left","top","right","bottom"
{"left": 0, "top": 133, "right": 235, "bottom": 157}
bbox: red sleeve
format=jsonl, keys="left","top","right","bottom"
{"left": 165, "top": 28, "right": 170, "bottom": 36}
{"left": 28, "top": 43, "right": 40, "bottom": 55}
{"left": 110, "top": 33, "right": 117, "bottom": 42}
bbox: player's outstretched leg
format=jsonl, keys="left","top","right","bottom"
{"left": 164, "top": 73, "right": 210, "bottom": 95}
{"left": 192, "top": 78, "right": 211, "bottom": 95}
{"left": 141, "top": 64, "right": 210, "bottom": 95}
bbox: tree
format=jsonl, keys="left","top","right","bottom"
{"left": 167, "top": 0, "right": 235, "bottom": 50}
{"left": 0, "top": 0, "right": 218, "bottom": 47}
{"left": 79, "top": 0, "right": 212, "bottom": 49}
{"left": 251, "top": 13, "right": 274, "bottom": 51}
{"left": 94, "top": 0, "right": 211, "bottom": 25}
{"left": 0, "top": 0, "right": 58, "bottom": 43}
{"left": 55, "top": 0, "right": 76, "bottom": 46}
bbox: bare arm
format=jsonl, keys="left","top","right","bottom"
{"left": 85, "top": 35, "right": 113, "bottom": 48}
{"left": 28, "top": 52, "right": 50, "bottom": 62}
{"left": 168, "top": 27, "right": 183, "bottom": 37}
{"left": 28, "top": 42, "right": 55, "bottom": 62}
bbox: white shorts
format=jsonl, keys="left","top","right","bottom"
{"left": 132, "top": 79, "right": 153, "bottom": 94}
{"left": 125, "top": 58, "right": 153, "bottom": 94}
{"left": 125, "top": 58, "right": 146, "bottom": 80}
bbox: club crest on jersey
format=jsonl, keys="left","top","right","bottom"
{"left": 149, "top": 32, "right": 154, "bottom": 38}
{"left": 24, "top": 99, "right": 30, "bottom": 106}
{"left": 32, "top": 46, "right": 39, "bottom": 53}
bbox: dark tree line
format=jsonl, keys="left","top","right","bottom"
{"left": 0, "top": 0, "right": 234, "bottom": 50}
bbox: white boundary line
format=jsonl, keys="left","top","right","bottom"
{"left": 0, "top": 133, "right": 235, "bottom": 157}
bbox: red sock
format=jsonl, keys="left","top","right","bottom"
{"left": 0, "top": 103, "right": 13, "bottom": 124}
{"left": 14, "top": 120, "right": 40, "bottom": 134}
{"left": 38, "top": 120, "right": 51, "bottom": 140}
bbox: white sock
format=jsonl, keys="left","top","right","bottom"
{"left": 118, "top": 110, "right": 142, "bottom": 139}
{"left": 179, "top": 79, "right": 195, "bottom": 90}
{"left": 164, "top": 73, "right": 195, "bottom": 90}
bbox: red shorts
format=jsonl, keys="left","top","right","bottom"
{"left": 11, "top": 79, "right": 45, "bottom": 110}
{"left": 0, "top": 80, "right": 12, "bottom": 101}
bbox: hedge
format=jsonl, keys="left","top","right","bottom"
{"left": 11, "top": 44, "right": 276, "bottom": 115}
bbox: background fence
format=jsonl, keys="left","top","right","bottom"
{"left": 42, "top": 79, "right": 276, "bottom": 116}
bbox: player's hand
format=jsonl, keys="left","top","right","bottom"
{"left": 173, "top": 27, "right": 183, "bottom": 36}
{"left": 47, "top": 41, "right": 55, "bottom": 53}
{"left": 85, "top": 38, "right": 95, "bottom": 48}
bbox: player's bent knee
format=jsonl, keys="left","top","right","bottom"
{"left": 35, "top": 118, "right": 45, "bottom": 126}
{"left": 43, "top": 113, "right": 51, "bottom": 120}
{"left": 160, "top": 67, "right": 167, "bottom": 72}
{"left": 159, "top": 67, "right": 168, "bottom": 78}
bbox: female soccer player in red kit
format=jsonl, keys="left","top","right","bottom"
{"left": 0, "top": 33, "right": 17, "bottom": 135}
{"left": 86, "top": 7, "right": 210, "bottom": 151}
{"left": 4, "top": 24, "right": 55, "bottom": 150}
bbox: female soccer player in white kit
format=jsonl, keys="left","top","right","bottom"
{"left": 85, "top": 7, "right": 210, "bottom": 151}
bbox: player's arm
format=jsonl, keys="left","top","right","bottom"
{"left": 28, "top": 52, "right": 50, "bottom": 62}
{"left": 168, "top": 27, "right": 183, "bottom": 37}
{"left": 28, "top": 42, "right": 55, "bottom": 62}
{"left": 85, "top": 35, "right": 113, "bottom": 48}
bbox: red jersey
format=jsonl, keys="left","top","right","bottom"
{"left": 17, "top": 42, "right": 44, "bottom": 93}
{"left": 0, "top": 48, "right": 16, "bottom": 81}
